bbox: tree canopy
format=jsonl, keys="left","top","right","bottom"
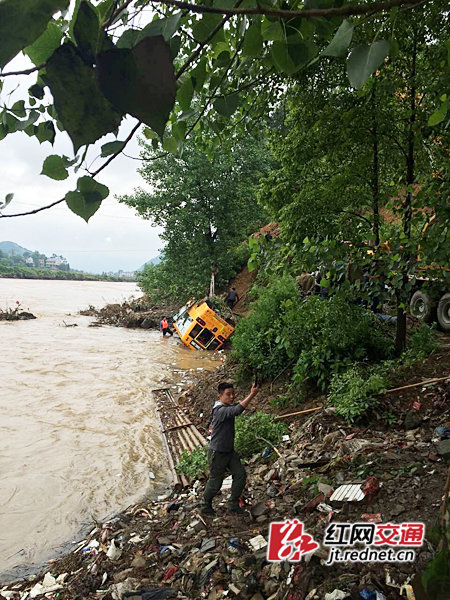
{"left": 120, "top": 132, "right": 269, "bottom": 300}
{"left": 0, "top": 0, "right": 445, "bottom": 222}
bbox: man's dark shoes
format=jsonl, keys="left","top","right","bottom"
{"left": 201, "top": 504, "right": 216, "bottom": 516}
{"left": 227, "top": 505, "right": 246, "bottom": 515}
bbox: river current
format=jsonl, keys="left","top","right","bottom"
{"left": 0, "top": 280, "right": 219, "bottom": 578}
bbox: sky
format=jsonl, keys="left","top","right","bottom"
{"left": 0, "top": 54, "right": 164, "bottom": 274}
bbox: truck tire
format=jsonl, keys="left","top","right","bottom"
{"left": 410, "top": 290, "right": 435, "bottom": 323}
{"left": 437, "top": 293, "right": 450, "bottom": 332}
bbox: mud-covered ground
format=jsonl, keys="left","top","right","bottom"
{"left": 3, "top": 343, "right": 450, "bottom": 600}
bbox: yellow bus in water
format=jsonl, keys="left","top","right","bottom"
{"left": 172, "top": 299, "right": 235, "bottom": 350}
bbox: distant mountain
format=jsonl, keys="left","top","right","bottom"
{"left": 0, "top": 241, "right": 32, "bottom": 256}
{"left": 137, "top": 254, "right": 163, "bottom": 271}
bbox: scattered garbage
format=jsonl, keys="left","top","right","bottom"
{"left": 248, "top": 535, "right": 267, "bottom": 550}
{"left": 436, "top": 426, "right": 450, "bottom": 439}
{"left": 361, "top": 513, "right": 383, "bottom": 523}
{"left": 325, "top": 591, "right": 349, "bottom": 600}
{"left": 107, "top": 539, "right": 122, "bottom": 561}
{"left": 3, "top": 376, "right": 448, "bottom": 600}
{"left": 330, "top": 483, "right": 365, "bottom": 502}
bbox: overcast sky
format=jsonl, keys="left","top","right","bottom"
{"left": 0, "top": 54, "right": 164, "bottom": 273}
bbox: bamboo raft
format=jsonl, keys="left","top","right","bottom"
{"left": 153, "top": 388, "right": 207, "bottom": 490}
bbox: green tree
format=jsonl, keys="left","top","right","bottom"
{"left": 0, "top": 0, "right": 441, "bottom": 223}
{"left": 258, "top": 9, "right": 450, "bottom": 353}
{"left": 120, "top": 134, "right": 268, "bottom": 300}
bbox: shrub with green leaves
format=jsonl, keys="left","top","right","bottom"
{"left": 328, "top": 365, "right": 387, "bottom": 423}
{"left": 234, "top": 411, "right": 288, "bottom": 457}
{"left": 411, "top": 323, "right": 441, "bottom": 357}
{"left": 175, "top": 412, "right": 287, "bottom": 477}
{"left": 232, "top": 275, "right": 394, "bottom": 388}
{"left": 176, "top": 445, "right": 208, "bottom": 479}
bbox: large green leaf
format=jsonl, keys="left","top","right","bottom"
{"left": 42, "top": 42, "right": 122, "bottom": 152}
{"left": 11, "top": 101, "right": 26, "bottom": 118}
{"left": 0, "top": 0, "right": 69, "bottom": 68}
{"left": 288, "top": 40, "right": 318, "bottom": 70}
{"left": 41, "top": 154, "right": 71, "bottom": 180}
{"left": 65, "top": 176, "right": 109, "bottom": 222}
{"left": 346, "top": 41, "right": 390, "bottom": 90}
{"left": 261, "top": 18, "right": 283, "bottom": 42}
{"left": 137, "top": 12, "right": 181, "bottom": 45}
{"left": 322, "top": 20, "right": 354, "bottom": 58}
{"left": 66, "top": 191, "right": 100, "bottom": 222}
{"left": 23, "top": 21, "right": 63, "bottom": 65}
{"left": 243, "top": 23, "right": 263, "bottom": 58}
{"left": 97, "top": 36, "right": 176, "bottom": 139}
{"left": 100, "top": 140, "right": 125, "bottom": 157}
{"left": 177, "top": 78, "right": 194, "bottom": 111}
{"left": 428, "top": 102, "right": 448, "bottom": 126}
{"left": 193, "top": 14, "right": 224, "bottom": 46}
{"left": 35, "top": 121, "right": 56, "bottom": 144}
{"left": 271, "top": 41, "right": 296, "bottom": 75}
{"left": 73, "top": 0, "right": 99, "bottom": 65}
{"left": 162, "top": 136, "right": 178, "bottom": 154}
{"left": 214, "top": 94, "right": 239, "bottom": 117}
{"left": 191, "top": 58, "right": 207, "bottom": 91}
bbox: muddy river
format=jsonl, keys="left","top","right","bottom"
{"left": 0, "top": 280, "right": 220, "bottom": 578}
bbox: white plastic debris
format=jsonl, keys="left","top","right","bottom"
{"left": 325, "top": 591, "right": 350, "bottom": 600}
{"left": 305, "top": 590, "right": 317, "bottom": 600}
{"left": 222, "top": 476, "right": 233, "bottom": 490}
{"left": 1, "top": 590, "right": 15, "bottom": 598}
{"left": 282, "top": 435, "right": 290, "bottom": 442}
{"left": 149, "top": 471, "right": 156, "bottom": 480}
{"left": 249, "top": 535, "right": 267, "bottom": 550}
{"left": 29, "top": 573, "right": 64, "bottom": 599}
{"left": 101, "top": 572, "right": 108, "bottom": 585}
{"left": 330, "top": 483, "right": 365, "bottom": 502}
{"left": 106, "top": 539, "right": 122, "bottom": 561}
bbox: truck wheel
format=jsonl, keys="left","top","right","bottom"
{"left": 437, "top": 293, "right": 450, "bottom": 332}
{"left": 410, "top": 290, "right": 435, "bottom": 323}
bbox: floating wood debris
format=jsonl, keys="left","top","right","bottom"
{"left": 153, "top": 388, "right": 207, "bottom": 490}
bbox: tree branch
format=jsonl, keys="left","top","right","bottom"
{"left": 1, "top": 63, "right": 45, "bottom": 77}
{"left": 0, "top": 197, "right": 66, "bottom": 218}
{"left": 340, "top": 209, "right": 373, "bottom": 228}
{"left": 1, "top": 122, "right": 142, "bottom": 218}
{"left": 91, "top": 121, "right": 141, "bottom": 177}
{"left": 176, "top": 8, "right": 236, "bottom": 80}
{"left": 153, "top": 0, "right": 432, "bottom": 20}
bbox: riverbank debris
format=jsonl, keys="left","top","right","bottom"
{"left": 153, "top": 388, "right": 207, "bottom": 489}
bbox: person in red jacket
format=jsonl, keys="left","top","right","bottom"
{"left": 159, "top": 316, "right": 173, "bottom": 336}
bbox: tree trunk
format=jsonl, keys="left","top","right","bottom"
{"left": 395, "top": 30, "right": 417, "bottom": 356}
{"left": 371, "top": 87, "right": 380, "bottom": 248}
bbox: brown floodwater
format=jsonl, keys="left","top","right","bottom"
{"left": 0, "top": 280, "right": 220, "bottom": 578}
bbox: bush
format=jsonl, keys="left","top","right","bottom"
{"left": 176, "top": 445, "right": 208, "bottom": 479}
{"left": 176, "top": 412, "right": 287, "bottom": 477}
{"left": 232, "top": 276, "right": 301, "bottom": 379}
{"left": 411, "top": 323, "right": 441, "bottom": 357}
{"left": 232, "top": 275, "right": 394, "bottom": 388}
{"left": 328, "top": 366, "right": 387, "bottom": 423}
{"left": 235, "top": 411, "right": 288, "bottom": 457}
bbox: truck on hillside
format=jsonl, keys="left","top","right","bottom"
{"left": 408, "top": 215, "right": 450, "bottom": 332}
{"left": 172, "top": 297, "right": 235, "bottom": 351}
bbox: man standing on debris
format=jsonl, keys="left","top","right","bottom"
{"left": 225, "top": 287, "right": 239, "bottom": 311}
{"left": 202, "top": 382, "right": 259, "bottom": 515}
{"left": 159, "top": 316, "right": 173, "bottom": 337}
